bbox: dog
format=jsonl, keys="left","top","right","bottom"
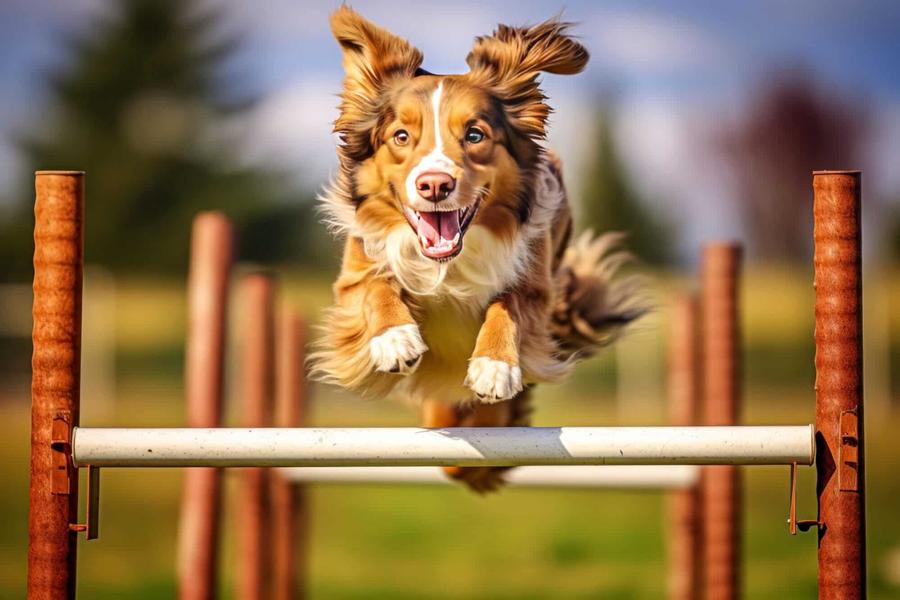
{"left": 311, "top": 7, "right": 644, "bottom": 492}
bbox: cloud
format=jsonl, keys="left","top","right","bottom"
{"left": 211, "top": 0, "right": 497, "bottom": 74}
{"left": 583, "top": 10, "right": 729, "bottom": 75}
{"left": 615, "top": 97, "right": 743, "bottom": 254}
{"left": 234, "top": 77, "right": 341, "bottom": 182}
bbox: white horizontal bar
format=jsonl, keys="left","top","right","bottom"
{"left": 278, "top": 465, "right": 701, "bottom": 489}
{"left": 72, "top": 426, "right": 814, "bottom": 468}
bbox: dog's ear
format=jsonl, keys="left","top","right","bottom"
{"left": 467, "top": 19, "right": 588, "bottom": 138}
{"left": 331, "top": 7, "right": 423, "bottom": 160}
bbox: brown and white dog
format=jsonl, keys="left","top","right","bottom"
{"left": 311, "top": 7, "right": 643, "bottom": 492}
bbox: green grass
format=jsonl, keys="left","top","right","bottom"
{"left": 2, "top": 268, "right": 900, "bottom": 597}
{"left": 2, "top": 385, "right": 900, "bottom": 599}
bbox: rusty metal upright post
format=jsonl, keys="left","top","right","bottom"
{"left": 813, "top": 171, "right": 866, "bottom": 599}
{"left": 271, "top": 310, "right": 308, "bottom": 600}
{"left": 177, "top": 213, "right": 234, "bottom": 600}
{"left": 701, "top": 243, "right": 742, "bottom": 600}
{"left": 236, "top": 274, "right": 276, "bottom": 600}
{"left": 29, "top": 171, "right": 84, "bottom": 600}
{"left": 667, "top": 294, "right": 701, "bottom": 600}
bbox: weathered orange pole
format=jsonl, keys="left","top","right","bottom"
{"left": 701, "top": 243, "right": 742, "bottom": 600}
{"left": 237, "top": 274, "right": 276, "bottom": 600}
{"left": 813, "top": 171, "right": 866, "bottom": 599}
{"left": 667, "top": 294, "right": 701, "bottom": 600}
{"left": 177, "top": 213, "right": 234, "bottom": 600}
{"left": 29, "top": 171, "right": 84, "bottom": 599}
{"left": 271, "top": 310, "right": 308, "bottom": 600}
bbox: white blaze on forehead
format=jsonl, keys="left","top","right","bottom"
{"left": 431, "top": 81, "right": 444, "bottom": 153}
{"left": 405, "top": 81, "right": 457, "bottom": 204}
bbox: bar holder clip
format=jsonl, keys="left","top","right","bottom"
{"left": 50, "top": 411, "right": 72, "bottom": 494}
{"left": 788, "top": 462, "right": 819, "bottom": 535}
{"left": 838, "top": 408, "right": 859, "bottom": 492}
{"left": 68, "top": 466, "right": 100, "bottom": 540}
{"left": 51, "top": 412, "right": 100, "bottom": 539}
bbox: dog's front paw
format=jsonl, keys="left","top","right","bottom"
{"left": 370, "top": 324, "right": 427, "bottom": 374}
{"left": 465, "top": 357, "right": 523, "bottom": 403}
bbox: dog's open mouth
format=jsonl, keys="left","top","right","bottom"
{"left": 402, "top": 199, "right": 481, "bottom": 261}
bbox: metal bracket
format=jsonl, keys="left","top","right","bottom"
{"left": 788, "top": 462, "right": 819, "bottom": 535}
{"left": 50, "top": 412, "right": 100, "bottom": 539}
{"left": 50, "top": 411, "right": 72, "bottom": 494}
{"left": 838, "top": 408, "right": 859, "bottom": 492}
{"left": 69, "top": 466, "right": 100, "bottom": 540}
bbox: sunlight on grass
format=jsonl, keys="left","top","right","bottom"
{"left": 2, "top": 269, "right": 900, "bottom": 597}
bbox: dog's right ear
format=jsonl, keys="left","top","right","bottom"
{"left": 331, "top": 7, "right": 423, "bottom": 160}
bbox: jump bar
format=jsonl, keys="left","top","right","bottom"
{"left": 72, "top": 426, "right": 815, "bottom": 468}
{"left": 279, "top": 465, "right": 701, "bottom": 489}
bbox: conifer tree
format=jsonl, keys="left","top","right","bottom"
{"left": 2, "top": 0, "right": 291, "bottom": 277}
{"left": 579, "top": 105, "right": 675, "bottom": 266}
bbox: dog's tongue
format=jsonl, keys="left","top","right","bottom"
{"left": 416, "top": 210, "right": 462, "bottom": 258}
{"left": 418, "top": 211, "right": 440, "bottom": 245}
{"left": 418, "top": 211, "right": 460, "bottom": 246}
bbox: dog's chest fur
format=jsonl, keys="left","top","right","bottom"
{"left": 396, "top": 226, "right": 527, "bottom": 404}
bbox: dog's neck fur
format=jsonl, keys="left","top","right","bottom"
{"left": 319, "top": 154, "right": 564, "bottom": 309}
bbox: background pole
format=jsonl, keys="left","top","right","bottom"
{"left": 813, "top": 171, "right": 866, "bottom": 599}
{"left": 271, "top": 310, "right": 308, "bottom": 600}
{"left": 236, "top": 274, "right": 276, "bottom": 600}
{"left": 29, "top": 171, "right": 84, "bottom": 599}
{"left": 701, "top": 242, "right": 743, "bottom": 600}
{"left": 667, "top": 294, "right": 701, "bottom": 600}
{"left": 176, "top": 213, "right": 233, "bottom": 600}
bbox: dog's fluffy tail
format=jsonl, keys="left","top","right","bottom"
{"left": 551, "top": 230, "right": 647, "bottom": 361}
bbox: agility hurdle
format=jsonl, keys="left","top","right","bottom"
{"left": 27, "top": 170, "right": 865, "bottom": 599}
{"left": 181, "top": 218, "right": 710, "bottom": 599}
{"left": 69, "top": 425, "right": 814, "bottom": 467}
{"left": 187, "top": 243, "right": 708, "bottom": 599}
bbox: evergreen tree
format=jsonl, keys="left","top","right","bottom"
{"left": 0, "top": 0, "right": 309, "bottom": 278}
{"left": 578, "top": 105, "right": 675, "bottom": 266}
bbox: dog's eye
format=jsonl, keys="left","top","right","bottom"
{"left": 465, "top": 126, "right": 485, "bottom": 145}
{"left": 393, "top": 129, "right": 410, "bottom": 146}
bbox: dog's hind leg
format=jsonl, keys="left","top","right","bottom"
{"left": 421, "top": 390, "right": 533, "bottom": 494}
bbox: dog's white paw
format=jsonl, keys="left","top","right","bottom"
{"left": 369, "top": 324, "right": 427, "bottom": 374}
{"left": 464, "top": 357, "right": 523, "bottom": 403}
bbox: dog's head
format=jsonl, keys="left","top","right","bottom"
{"left": 330, "top": 7, "right": 588, "bottom": 262}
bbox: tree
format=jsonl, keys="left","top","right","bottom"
{"left": 718, "top": 69, "right": 868, "bottom": 261}
{"left": 578, "top": 104, "right": 675, "bottom": 266}
{"left": 0, "top": 0, "right": 309, "bottom": 279}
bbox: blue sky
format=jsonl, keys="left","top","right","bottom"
{"left": 2, "top": 0, "right": 899, "bottom": 252}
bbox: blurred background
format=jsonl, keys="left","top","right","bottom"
{"left": 2, "top": 0, "right": 900, "bottom": 597}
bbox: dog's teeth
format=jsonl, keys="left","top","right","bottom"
{"left": 452, "top": 232, "right": 460, "bottom": 244}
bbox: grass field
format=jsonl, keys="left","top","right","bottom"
{"left": 1, "top": 267, "right": 899, "bottom": 598}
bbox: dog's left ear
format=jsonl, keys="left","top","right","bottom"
{"left": 331, "top": 7, "right": 423, "bottom": 160}
{"left": 467, "top": 19, "right": 588, "bottom": 138}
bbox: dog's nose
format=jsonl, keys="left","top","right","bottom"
{"left": 416, "top": 172, "right": 456, "bottom": 202}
